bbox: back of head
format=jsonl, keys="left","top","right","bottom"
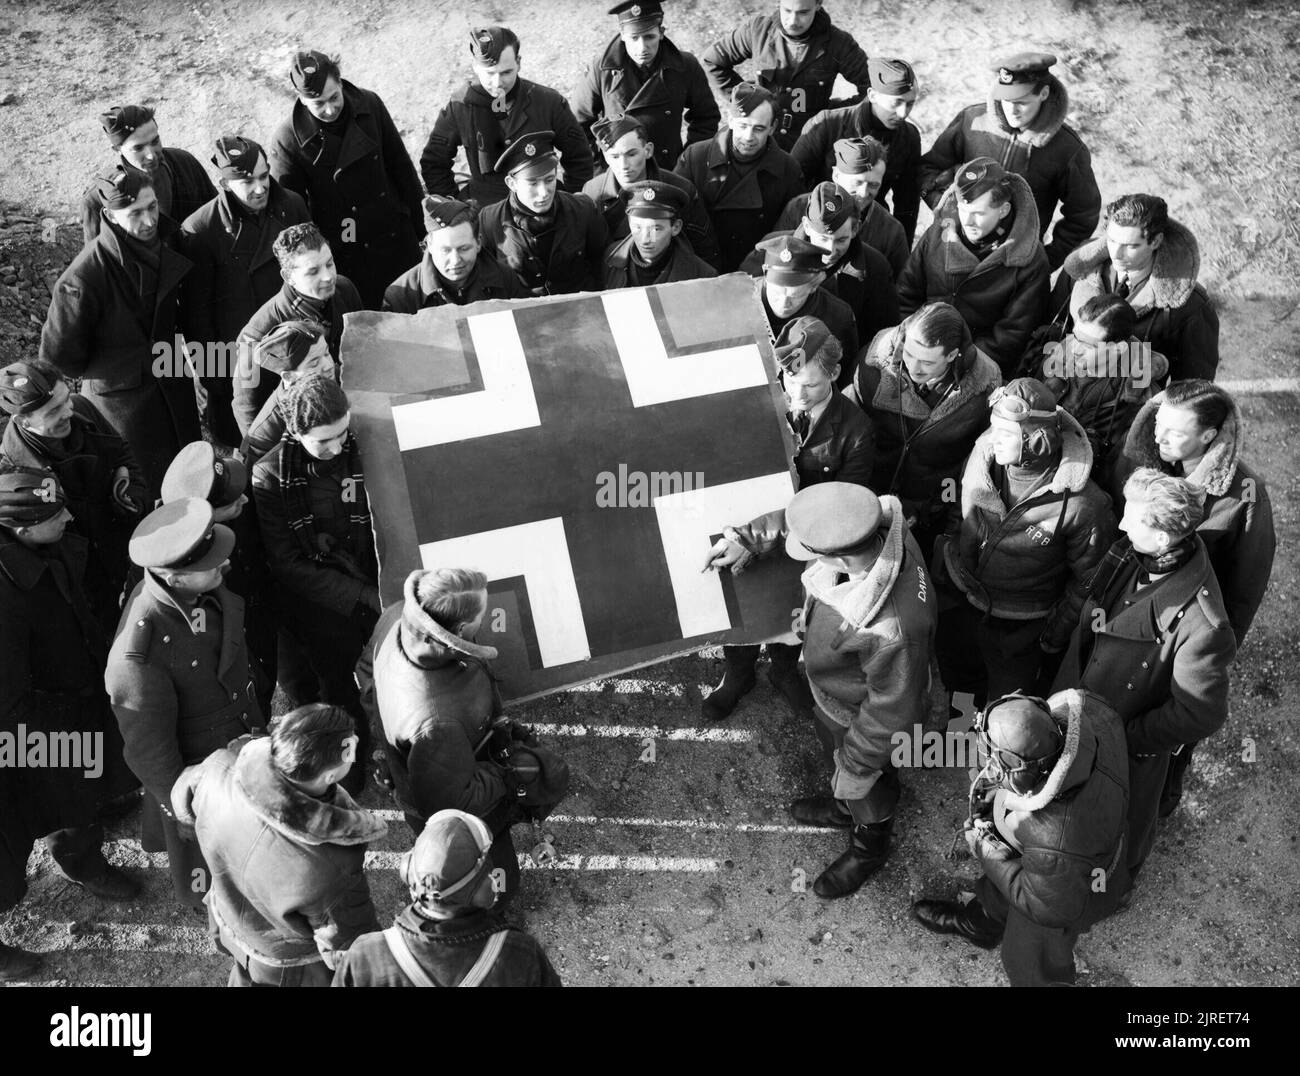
{"left": 980, "top": 692, "right": 1063, "bottom": 794}
{"left": 406, "top": 809, "right": 495, "bottom": 913}
{"left": 283, "top": 374, "right": 349, "bottom": 437}
{"left": 412, "top": 566, "right": 489, "bottom": 634}
{"left": 269, "top": 703, "right": 355, "bottom": 783}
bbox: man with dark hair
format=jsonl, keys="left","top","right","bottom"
{"left": 790, "top": 57, "right": 921, "bottom": 243}
{"left": 675, "top": 83, "right": 806, "bottom": 272}
{"left": 913, "top": 689, "right": 1129, "bottom": 986}
{"left": 933, "top": 378, "right": 1114, "bottom": 706}
{"left": 82, "top": 105, "right": 216, "bottom": 244}
{"left": 776, "top": 137, "right": 908, "bottom": 278}
{"left": 107, "top": 498, "right": 267, "bottom": 909}
{"left": 573, "top": 2, "right": 718, "bottom": 171}
{"left": 232, "top": 222, "right": 363, "bottom": 437}
{"left": 582, "top": 112, "right": 719, "bottom": 266}
{"left": 920, "top": 52, "right": 1100, "bottom": 272}
{"left": 383, "top": 196, "right": 526, "bottom": 313}
{"left": 751, "top": 180, "right": 899, "bottom": 346}
{"left": 0, "top": 361, "right": 146, "bottom": 633}
{"left": 1058, "top": 194, "right": 1220, "bottom": 382}
{"left": 478, "top": 131, "right": 608, "bottom": 296}
{"left": 701, "top": 1, "right": 872, "bottom": 151}
{"left": 334, "top": 809, "right": 561, "bottom": 987}
{"left": 268, "top": 50, "right": 425, "bottom": 309}
{"left": 179, "top": 135, "right": 312, "bottom": 448}
{"left": 1, "top": 468, "right": 141, "bottom": 981}
{"left": 601, "top": 180, "right": 717, "bottom": 288}
{"left": 421, "top": 27, "right": 594, "bottom": 207}
{"left": 42, "top": 165, "right": 199, "bottom": 498}
{"left": 898, "top": 157, "right": 1050, "bottom": 376}
{"left": 172, "top": 703, "right": 385, "bottom": 987}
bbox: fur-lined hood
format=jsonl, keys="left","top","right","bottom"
{"left": 863, "top": 313, "right": 1003, "bottom": 424}
{"left": 962, "top": 405, "right": 1094, "bottom": 519}
{"left": 933, "top": 165, "right": 1043, "bottom": 270}
{"left": 995, "top": 689, "right": 1088, "bottom": 813}
{"left": 1121, "top": 388, "right": 1241, "bottom": 496}
{"left": 398, "top": 568, "right": 500, "bottom": 670}
{"left": 977, "top": 73, "right": 1070, "bottom": 149}
{"left": 1064, "top": 218, "right": 1202, "bottom": 317}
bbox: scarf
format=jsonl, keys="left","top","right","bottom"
{"left": 508, "top": 193, "right": 556, "bottom": 237}
{"left": 628, "top": 242, "right": 672, "bottom": 286}
{"left": 958, "top": 203, "right": 1016, "bottom": 260}
{"left": 1135, "top": 534, "right": 1197, "bottom": 580}
{"left": 277, "top": 429, "right": 372, "bottom": 570}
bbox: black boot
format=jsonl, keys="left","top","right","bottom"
{"left": 0, "top": 941, "right": 44, "bottom": 982}
{"left": 62, "top": 864, "right": 142, "bottom": 902}
{"left": 766, "top": 643, "right": 814, "bottom": 719}
{"left": 702, "top": 646, "right": 759, "bottom": 721}
{"left": 1159, "top": 742, "right": 1196, "bottom": 818}
{"left": 788, "top": 795, "right": 853, "bottom": 828}
{"left": 912, "top": 898, "right": 1004, "bottom": 949}
{"left": 813, "top": 820, "right": 892, "bottom": 899}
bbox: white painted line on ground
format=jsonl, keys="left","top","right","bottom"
{"left": 1219, "top": 378, "right": 1300, "bottom": 395}
{"left": 366, "top": 849, "right": 718, "bottom": 872}
{"left": 528, "top": 722, "right": 755, "bottom": 742}
{"left": 368, "top": 809, "right": 833, "bottom": 835}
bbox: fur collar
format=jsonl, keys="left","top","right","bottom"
{"left": 800, "top": 494, "right": 907, "bottom": 635}
{"left": 998, "top": 689, "right": 1084, "bottom": 812}
{"left": 397, "top": 568, "right": 499, "bottom": 669}
{"left": 1064, "top": 218, "right": 1201, "bottom": 316}
{"left": 979, "top": 74, "right": 1070, "bottom": 149}
{"left": 233, "top": 737, "right": 387, "bottom": 847}
{"left": 1121, "top": 389, "right": 1241, "bottom": 496}
{"left": 962, "top": 406, "right": 1093, "bottom": 520}
{"left": 933, "top": 169, "right": 1042, "bottom": 269}
{"left": 864, "top": 316, "right": 1002, "bottom": 424}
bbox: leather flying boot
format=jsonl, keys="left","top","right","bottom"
{"left": 63, "top": 864, "right": 142, "bottom": 902}
{"left": 766, "top": 643, "right": 814, "bottom": 719}
{"left": 911, "top": 898, "right": 1004, "bottom": 949}
{"left": 702, "top": 645, "right": 759, "bottom": 721}
{"left": 0, "top": 941, "right": 44, "bottom": 982}
{"left": 813, "top": 819, "right": 892, "bottom": 898}
{"left": 788, "top": 795, "right": 853, "bottom": 828}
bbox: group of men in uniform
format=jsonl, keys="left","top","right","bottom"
{"left": 0, "top": 1, "right": 1270, "bottom": 988}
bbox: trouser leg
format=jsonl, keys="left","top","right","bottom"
{"left": 1126, "top": 751, "right": 1171, "bottom": 882}
{"left": 977, "top": 875, "right": 1078, "bottom": 985}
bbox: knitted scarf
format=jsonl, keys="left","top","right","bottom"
{"left": 1135, "top": 534, "right": 1197, "bottom": 579}
{"left": 508, "top": 193, "right": 556, "bottom": 237}
{"left": 277, "top": 429, "right": 371, "bottom": 568}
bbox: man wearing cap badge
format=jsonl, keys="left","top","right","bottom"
{"left": 81, "top": 104, "right": 216, "bottom": 245}
{"left": 751, "top": 233, "right": 858, "bottom": 385}
{"left": 921, "top": 52, "right": 1100, "bottom": 272}
{"left": 0, "top": 359, "right": 147, "bottom": 633}
{"left": 1, "top": 467, "right": 142, "bottom": 980}
{"left": 751, "top": 179, "right": 899, "bottom": 347}
{"left": 41, "top": 164, "right": 199, "bottom": 499}
{"left": 791, "top": 57, "right": 922, "bottom": 243}
{"left": 383, "top": 195, "right": 527, "bottom": 313}
{"left": 601, "top": 179, "right": 716, "bottom": 288}
{"left": 583, "top": 110, "right": 719, "bottom": 266}
{"left": 334, "top": 809, "right": 561, "bottom": 987}
{"left": 898, "top": 156, "right": 1050, "bottom": 376}
{"left": 478, "top": 130, "right": 608, "bottom": 296}
{"left": 268, "top": 50, "right": 425, "bottom": 309}
{"left": 675, "top": 82, "right": 805, "bottom": 272}
{"left": 573, "top": 2, "right": 718, "bottom": 173}
{"left": 106, "top": 497, "right": 267, "bottom": 909}
{"left": 421, "top": 26, "right": 594, "bottom": 207}
{"left": 932, "top": 378, "right": 1114, "bottom": 707}
{"left": 179, "top": 135, "right": 312, "bottom": 449}
{"left": 704, "top": 482, "right": 936, "bottom": 898}
{"left": 702, "top": 1, "right": 872, "bottom": 151}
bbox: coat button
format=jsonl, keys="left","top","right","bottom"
{"left": 191, "top": 660, "right": 199, "bottom": 668}
{"left": 137, "top": 619, "right": 145, "bottom": 627}
{"left": 1141, "top": 661, "right": 1149, "bottom": 668}
{"left": 1176, "top": 611, "right": 1184, "bottom": 619}
{"left": 162, "top": 635, "right": 170, "bottom": 643}
{"left": 1126, "top": 682, "right": 1134, "bottom": 689}
{"left": 232, "top": 692, "right": 239, "bottom": 700}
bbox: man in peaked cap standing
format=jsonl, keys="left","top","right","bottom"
{"left": 573, "top": 2, "right": 719, "bottom": 172}
{"left": 478, "top": 131, "right": 608, "bottom": 296}
{"left": 601, "top": 180, "right": 717, "bottom": 288}
{"left": 791, "top": 57, "right": 922, "bottom": 243}
{"left": 582, "top": 110, "right": 719, "bottom": 267}
{"left": 705, "top": 482, "right": 936, "bottom": 898}
{"left": 82, "top": 104, "right": 216, "bottom": 245}
{"left": 268, "top": 49, "right": 425, "bottom": 310}
{"left": 383, "top": 196, "right": 527, "bottom": 313}
{"left": 921, "top": 52, "right": 1100, "bottom": 272}
{"left": 421, "top": 27, "right": 594, "bottom": 207}
{"left": 106, "top": 498, "right": 267, "bottom": 909}
{"left": 701, "top": 0, "right": 872, "bottom": 151}
{"left": 333, "top": 809, "right": 562, "bottom": 987}
{"left": 675, "top": 83, "right": 806, "bottom": 272}
{"left": 179, "top": 135, "right": 312, "bottom": 449}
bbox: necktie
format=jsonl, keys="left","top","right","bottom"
{"left": 788, "top": 410, "right": 810, "bottom": 442}
{"left": 1116, "top": 273, "right": 1130, "bottom": 299}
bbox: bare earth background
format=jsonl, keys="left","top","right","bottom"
{"left": 0, "top": 0, "right": 1297, "bottom": 987}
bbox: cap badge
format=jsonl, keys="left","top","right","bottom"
{"left": 779, "top": 249, "right": 792, "bottom": 263}
{"left": 524, "top": 142, "right": 537, "bottom": 157}
{"left": 643, "top": 187, "right": 655, "bottom": 200}
{"left": 998, "top": 68, "right": 1013, "bottom": 84}
{"left": 630, "top": 4, "right": 641, "bottom": 15}
{"left": 964, "top": 170, "right": 978, "bottom": 181}
{"left": 478, "top": 30, "right": 493, "bottom": 42}
{"left": 214, "top": 461, "right": 224, "bottom": 476}
{"left": 824, "top": 199, "right": 837, "bottom": 213}
{"left": 302, "top": 61, "right": 317, "bottom": 75}
{"left": 12, "top": 377, "right": 27, "bottom": 388}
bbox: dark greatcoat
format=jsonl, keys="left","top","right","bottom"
{"left": 81, "top": 146, "right": 216, "bottom": 245}
{"left": 478, "top": 192, "right": 608, "bottom": 297}
{"left": 600, "top": 234, "right": 717, "bottom": 289}
{"left": 775, "top": 191, "right": 909, "bottom": 280}
{"left": 39, "top": 217, "right": 199, "bottom": 497}
{"left": 572, "top": 34, "right": 719, "bottom": 170}
{"left": 581, "top": 160, "right": 720, "bottom": 268}
{"left": 382, "top": 252, "right": 527, "bottom": 313}
{"left": 178, "top": 182, "right": 312, "bottom": 447}
{"left": 268, "top": 80, "right": 425, "bottom": 310}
